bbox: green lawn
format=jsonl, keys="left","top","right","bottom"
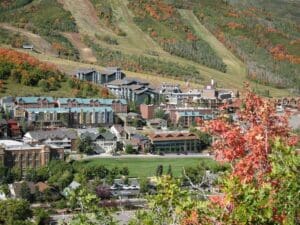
{"left": 78, "top": 157, "right": 217, "bottom": 179}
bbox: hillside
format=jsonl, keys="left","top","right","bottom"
{"left": 0, "top": 48, "right": 109, "bottom": 98}
{"left": 0, "top": 0, "right": 298, "bottom": 96}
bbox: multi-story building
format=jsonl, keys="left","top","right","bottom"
{"left": 167, "top": 90, "right": 201, "bottom": 106}
{"left": 75, "top": 68, "right": 101, "bottom": 84}
{"left": 159, "top": 83, "right": 181, "bottom": 95}
{"left": 57, "top": 98, "right": 127, "bottom": 113}
{"left": 0, "top": 140, "right": 64, "bottom": 173}
{"left": 15, "top": 97, "right": 56, "bottom": 108}
{"left": 140, "top": 104, "right": 155, "bottom": 120}
{"left": 106, "top": 79, "right": 159, "bottom": 104}
{"left": 75, "top": 67, "right": 125, "bottom": 84}
{"left": 23, "top": 129, "right": 78, "bottom": 152}
{"left": 167, "top": 107, "right": 215, "bottom": 128}
{"left": 148, "top": 131, "right": 201, "bottom": 153}
{"left": 165, "top": 80, "right": 235, "bottom": 108}
{"left": 25, "top": 107, "right": 114, "bottom": 128}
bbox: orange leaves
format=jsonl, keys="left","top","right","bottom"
{"left": 145, "top": 4, "right": 161, "bottom": 20}
{"left": 186, "top": 32, "right": 198, "bottom": 41}
{"left": 206, "top": 87, "right": 292, "bottom": 183}
{"left": 145, "top": 0, "right": 174, "bottom": 21}
{"left": 181, "top": 211, "right": 201, "bottom": 225}
{"left": 269, "top": 44, "right": 300, "bottom": 64}
{"left": 0, "top": 48, "right": 58, "bottom": 72}
{"left": 226, "top": 22, "right": 244, "bottom": 30}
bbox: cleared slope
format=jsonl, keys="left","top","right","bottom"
{"left": 179, "top": 9, "right": 246, "bottom": 77}
{"left": 110, "top": 0, "right": 165, "bottom": 54}
{"left": 0, "top": 23, "right": 56, "bottom": 56}
{"left": 63, "top": 32, "right": 97, "bottom": 63}
{"left": 0, "top": 1, "right": 290, "bottom": 96}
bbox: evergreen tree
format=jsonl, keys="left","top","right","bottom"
{"left": 156, "top": 165, "right": 163, "bottom": 177}
{"left": 167, "top": 164, "right": 173, "bottom": 178}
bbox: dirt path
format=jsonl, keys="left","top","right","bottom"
{"left": 0, "top": 23, "right": 56, "bottom": 56}
{"left": 63, "top": 32, "right": 97, "bottom": 63}
{"left": 178, "top": 9, "right": 247, "bottom": 77}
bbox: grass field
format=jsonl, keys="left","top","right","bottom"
{"left": 77, "top": 157, "right": 217, "bottom": 179}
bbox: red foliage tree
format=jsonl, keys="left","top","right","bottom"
{"left": 206, "top": 85, "right": 294, "bottom": 182}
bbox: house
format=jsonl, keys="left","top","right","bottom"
{"left": 35, "top": 182, "right": 50, "bottom": 193}
{"left": 22, "top": 44, "right": 34, "bottom": 51}
{"left": 9, "top": 181, "right": 36, "bottom": 199}
{"left": 110, "top": 125, "right": 126, "bottom": 141}
{"left": 0, "top": 96, "right": 14, "bottom": 116}
{"left": 147, "top": 118, "right": 167, "bottom": 129}
{"left": 62, "top": 181, "right": 81, "bottom": 197}
{"left": 7, "top": 119, "right": 22, "bottom": 139}
{"left": 0, "top": 189, "right": 7, "bottom": 200}
{"left": 130, "top": 134, "right": 150, "bottom": 152}
{"left": 75, "top": 68, "right": 101, "bottom": 84}
{"left": 106, "top": 78, "right": 159, "bottom": 104}
{"left": 148, "top": 131, "right": 201, "bottom": 153}
{"left": 0, "top": 140, "right": 64, "bottom": 173}
{"left": 79, "top": 129, "right": 117, "bottom": 154}
{"left": 15, "top": 97, "right": 56, "bottom": 109}
{"left": 23, "top": 129, "right": 78, "bottom": 152}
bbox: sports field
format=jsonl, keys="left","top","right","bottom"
{"left": 78, "top": 157, "right": 217, "bottom": 179}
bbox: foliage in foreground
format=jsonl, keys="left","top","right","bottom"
{"left": 130, "top": 87, "right": 300, "bottom": 225}
{"left": 66, "top": 187, "right": 116, "bottom": 225}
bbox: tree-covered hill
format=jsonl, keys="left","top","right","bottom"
{"left": 0, "top": 0, "right": 298, "bottom": 95}
{"left": 0, "top": 48, "right": 109, "bottom": 98}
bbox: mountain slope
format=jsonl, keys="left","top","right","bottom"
{"left": 178, "top": 10, "right": 246, "bottom": 77}
{"left": 0, "top": 0, "right": 298, "bottom": 96}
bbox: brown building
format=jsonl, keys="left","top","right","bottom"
{"left": 0, "top": 140, "right": 64, "bottom": 173}
{"left": 140, "top": 104, "right": 155, "bottom": 120}
{"left": 148, "top": 131, "right": 201, "bottom": 153}
{"left": 7, "top": 120, "right": 22, "bottom": 139}
{"left": 167, "top": 108, "right": 214, "bottom": 128}
{"left": 15, "top": 97, "right": 56, "bottom": 109}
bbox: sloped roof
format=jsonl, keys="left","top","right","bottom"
{"left": 58, "top": 98, "right": 127, "bottom": 105}
{"left": 149, "top": 132, "right": 197, "bottom": 141}
{"left": 16, "top": 97, "right": 54, "bottom": 104}
{"left": 26, "top": 106, "right": 113, "bottom": 113}
{"left": 76, "top": 68, "right": 97, "bottom": 74}
{"left": 81, "top": 130, "right": 116, "bottom": 141}
{"left": 25, "top": 129, "right": 77, "bottom": 141}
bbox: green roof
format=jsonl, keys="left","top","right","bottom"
{"left": 16, "top": 97, "right": 55, "bottom": 104}
{"left": 57, "top": 98, "right": 127, "bottom": 105}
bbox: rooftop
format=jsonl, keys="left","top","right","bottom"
{"left": 26, "top": 106, "right": 113, "bottom": 113}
